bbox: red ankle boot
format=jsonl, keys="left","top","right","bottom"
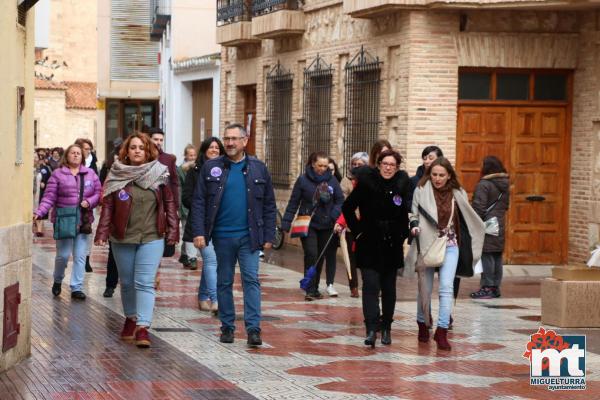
{"left": 120, "top": 317, "right": 136, "bottom": 340}
{"left": 417, "top": 321, "right": 429, "bottom": 342}
{"left": 434, "top": 327, "right": 451, "bottom": 351}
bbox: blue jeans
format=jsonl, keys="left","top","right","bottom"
{"left": 199, "top": 241, "right": 218, "bottom": 302}
{"left": 416, "top": 246, "right": 459, "bottom": 329}
{"left": 54, "top": 233, "right": 88, "bottom": 292}
{"left": 111, "top": 239, "right": 164, "bottom": 327}
{"left": 213, "top": 235, "right": 261, "bottom": 333}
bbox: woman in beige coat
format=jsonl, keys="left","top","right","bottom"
{"left": 406, "top": 157, "right": 484, "bottom": 351}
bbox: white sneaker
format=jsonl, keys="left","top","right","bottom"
{"left": 326, "top": 284, "right": 338, "bottom": 297}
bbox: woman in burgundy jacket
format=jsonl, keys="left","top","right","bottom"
{"left": 95, "top": 132, "right": 178, "bottom": 348}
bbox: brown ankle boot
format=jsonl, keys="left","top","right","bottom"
{"left": 433, "top": 327, "right": 451, "bottom": 350}
{"left": 417, "top": 321, "right": 429, "bottom": 342}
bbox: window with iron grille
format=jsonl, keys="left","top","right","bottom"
{"left": 217, "top": 0, "right": 252, "bottom": 25}
{"left": 343, "top": 47, "right": 382, "bottom": 170}
{"left": 301, "top": 55, "right": 333, "bottom": 168}
{"left": 265, "top": 62, "right": 293, "bottom": 188}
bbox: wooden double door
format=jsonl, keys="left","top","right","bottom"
{"left": 457, "top": 106, "right": 570, "bottom": 265}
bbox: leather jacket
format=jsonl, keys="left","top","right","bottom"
{"left": 95, "top": 183, "right": 179, "bottom": 243}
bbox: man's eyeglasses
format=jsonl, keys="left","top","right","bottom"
{"left": 223, "top": 136, "right": 244, "bottom": 143}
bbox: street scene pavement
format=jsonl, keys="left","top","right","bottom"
{"left": 1, "top": 229, "right": 598, "bottom": 399}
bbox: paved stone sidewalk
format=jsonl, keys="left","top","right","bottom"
{"left": 2, "top": 231, "right": 598, "bottom": 399}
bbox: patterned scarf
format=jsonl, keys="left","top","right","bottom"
{"left": 102, "top": 160, "right": 169, "bottom": 198}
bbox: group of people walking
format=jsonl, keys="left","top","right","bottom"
{"left": 281, "top": 140, "right": 510, "bottom": 351}
{"left": 33, "top": 122, "right": 509, "bottom": 353}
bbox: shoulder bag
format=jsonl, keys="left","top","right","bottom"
{"left": 53, "top": 175, "right": 86, "bottom": 240}
{"left": 415, "top": 198, "right": 455, "bottom": 269}
{"left": 483, "top": 183, "right": 504, "bottom": 236}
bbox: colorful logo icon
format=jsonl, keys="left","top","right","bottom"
{"left": 523, "top": 327, "right": 586, "bottom": 391}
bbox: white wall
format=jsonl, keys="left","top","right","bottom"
{"left": 34, "top": 0, "right": 51, "bottom": 50}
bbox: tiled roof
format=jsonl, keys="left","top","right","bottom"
{"left": 64, "top": 81, "right": 97, "bottom": 110}
{"left": 35, "top": 79, "right": 67, "bottom": 90}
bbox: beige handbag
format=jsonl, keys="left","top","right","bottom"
{"left": 416, "top": 198, "right": 455, "bottom": 269}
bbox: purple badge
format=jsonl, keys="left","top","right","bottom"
{"left": 118, "top": 190, "right": 129, "bottom": 201}
{"left": 328, "top": 185, "right": 334, "bottom": 194}
{"left": 393, "top": 195, "right": 402, "bottom": 206}
{"left": 210, "top": 167, "right": 222, "bottom": 177}
{"left": 85, "top": 180, "right": 93, "bottom": 187}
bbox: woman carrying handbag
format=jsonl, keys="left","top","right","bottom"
{"left": 470, "top": 156, "right": 510, "bottom": 299}
{"left": 281, "top": 151, "right": 344, "bottom": 300}
{"left": 406, "top": 157, "right": 484, "bottom": 351}
{"left": 33, "top": 143, "right": 101, "bottom": 300}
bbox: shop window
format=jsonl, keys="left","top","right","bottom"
{"left": 535, "top": 74, "right": 567, "bottom": 101}
{"left": 496, "top": 74, "right": 529, "bottom": 100}
{"left": 458, "top": 73, "right": 491, "bottom": 100}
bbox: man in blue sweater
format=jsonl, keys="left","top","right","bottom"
{"left": 191, "top": 124, "right": 276, "bottom": 346}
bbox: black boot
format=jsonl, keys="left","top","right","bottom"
{"left": 85, "top": 256, "right": 93, "bottom": 273}
{"left": 381, "top": 329, "right": 391, "bottom": 345}
{"left": 364, "top": 331, "right": 377, "bottom": 348}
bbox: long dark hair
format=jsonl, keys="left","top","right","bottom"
{"left": 198, "top": 137, "right": 225, "bottom": 167}
{"left": 369, "top": 139, "right": 392, "bottom": 167}
{"left": 328, "top": 157, "right": 342, "bottom": 182}
{"left": 418, "top": 157, "right": 462, "bottom": 190}
{"left": 481, "top": 155, "right": 507, "bottom": 176}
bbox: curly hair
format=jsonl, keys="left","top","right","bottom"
{"left": 118, "top": 132, "right": 159, "bottom": 165}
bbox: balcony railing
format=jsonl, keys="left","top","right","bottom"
{"left": 252, "top": 0, "right": 300, "bottom": 17}
{"left": 151, "top": 0, "right": 171, "bottom": 41}
{"left": 217, "top": 0, "right": 252, "bottom": 26}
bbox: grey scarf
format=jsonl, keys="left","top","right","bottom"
{"left": 103, "top": 160, "right": 169, "bottom": 198}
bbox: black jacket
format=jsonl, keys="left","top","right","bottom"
{"left": 181, "top": 160, "right": 202, "bottom": 243}
{"left": 282, "top": 166, "right": 344, "bottom": 232}
{"left": 408, "top": 165, "right": 425, "bottom": 212}
{"left": 342, "top": 167, "right": 410, "bottom": 271}
{"left": 472, "top": 173, "right": 510, "bottom": 253}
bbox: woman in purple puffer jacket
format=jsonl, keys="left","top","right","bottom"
{"left": 33, "top": 143, "right": 101, "bottom": 300}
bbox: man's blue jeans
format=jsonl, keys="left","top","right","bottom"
{"left": 212, "top": 235, "right": 261, "bottom": 333}
{"left": 111, "top": 239, "right": 164, "bottom": 327}
{"left": 54, "top": 233, "right": 88, "bottom": 292}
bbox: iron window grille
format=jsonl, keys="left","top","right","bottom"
{"left": 252, "top": 0, "right": 300, "bottom": 17}
{"left": 301, "top": 54, "right": 333, "bottom": 168}
{"left": 343, "top": 46, "right": 382, "bottom": 170}
{"left": 217, "top": 0, "right": 252, "bottom": 26}
{"left": 265, "top": 62, "right": 293, "bottom": 188}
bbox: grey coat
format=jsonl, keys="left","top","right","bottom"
{"left": 404, "top": 181, "right": 485, "bottom": 277}
{"left": 471, "top": 173, "right": 510, "bottom": 253}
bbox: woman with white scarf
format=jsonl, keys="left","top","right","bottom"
{"left": 95, "top": 133, "right": 178, "bottom": 348}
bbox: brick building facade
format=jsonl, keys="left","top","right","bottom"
{"left": 217, "top": 0, "right": 600, "bottom": 266}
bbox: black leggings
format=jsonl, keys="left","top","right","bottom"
{"left": 361, "top": 267, "right": 397, "bottom": 332}
{"left": 300, "top": 227, "right": 337, "bottom": 293}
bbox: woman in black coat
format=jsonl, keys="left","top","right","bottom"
{"left": 282, "top": 151, "right": 345, "bottom": 300}
{"left": 470, "top": 156, "right": 510, "bottom": 299}
{"left": 342, "top": 150, "right": 410, "bottom": 348}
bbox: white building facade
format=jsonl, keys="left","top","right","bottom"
{"left": 154, "top": 0, "right": 221, "bottom": 160}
